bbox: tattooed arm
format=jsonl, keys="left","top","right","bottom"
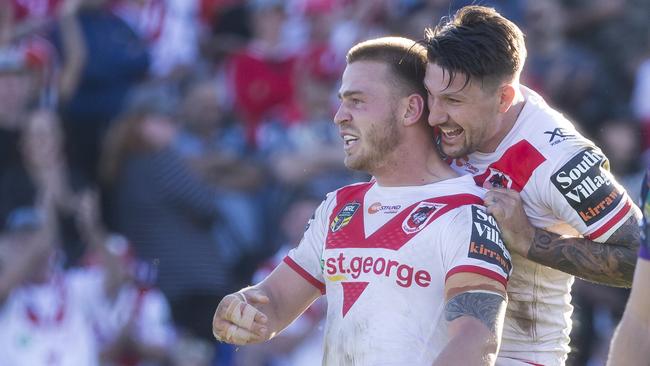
{"left": 485, "top": 188, "right": 641, "bottom": 288}
{"left": 433, "top": 273, "right": 508, "bottom": 366}
{"left": 527, "top": 216, "right": 640, "bottom": 287}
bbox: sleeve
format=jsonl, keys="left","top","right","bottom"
{"left": 544, "top": 146, "right": 634, "bottom": 241}
{"left": 284, "top": 194, "right": 333, "bottom": 295}
{"left": 442, "top": 205, "right": 512, "bottom": 288}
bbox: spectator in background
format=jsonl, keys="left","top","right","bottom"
{"left": 0, "top": 204, "right": 103, "bottom": 366}
{"left": 76, "top": 188, "right": 175, "bottom": 366}
{"left": 0, "top": 33, "right": 56, "bottom": 174}
{"left": 566, "top": 117, "right": 646, "bottom": 364}
{"left": 294, "top": 0, "right": 344, "bottom": 84}
{"left": 0, "top": 45, "right": 39, "bottom": 180}
{"left": 328, "top": 0, "right": 389, "bottom": 64}
{"left": 234, "top": 191, "right": 325, "bottom": 366}
{"left": 100, "top": 90, "right": 233, "bottom": 345}
{"left": 201, "top": 1, "right": 252, "bottom": 62}
{"left": 597, "top": 117, "right": 645, "bottom": 203}
{"left": 112, "top": 0, "right": 201, "bottom": 79}
{"left": 52, "top": 0, "right": 149, "bottom": 184}
{"left": 0, "top": 195, "right": 175, "bottom": 366}
{"left": 258, "top": 70, "right": 363, "bottom": 195}
{"left": 520, "top": 0, "right": 610, "bottom": 131}
{"left": 560, "top": 0, "right": 650, "bottom": 129}
{"left": 84, "top": 233, "right": 176, "bottom": 366}
{"left": 10, "top": 109, "right": 90, "bottom": 266}
{"left": 174, "top": 75, "right": 266, "bottom": 287}
{"left": 225, "top": 0, "right": 301, "bottom": 147}
{"left": 607, "top": 167, "right": 650, "bottom": 365}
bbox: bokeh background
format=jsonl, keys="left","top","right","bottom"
{"left": 0, "top": 0, "right": 649, "bottom": 365}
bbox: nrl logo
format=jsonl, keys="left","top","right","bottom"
{"left": 402, "top": 202, "right": 445, "bottom": 234}
{"left": 330, "top": 202, "right": 360, "bottom": 232}
{"left": 485, "top": 168, "right": 513, "bottom": 189}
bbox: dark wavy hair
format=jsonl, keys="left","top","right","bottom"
{"left": 424, "top": 5, "right": 526, "bottom": 91}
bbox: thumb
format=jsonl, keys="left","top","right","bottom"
{"left": 239, "top": 288, "right": 271, "bottom": 304}
{"left": 245, "top": 291, "right": 270, "bottom": 304}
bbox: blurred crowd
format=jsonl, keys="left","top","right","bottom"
{"left": 0, "top": 0, "right": 648, "bottom": 365}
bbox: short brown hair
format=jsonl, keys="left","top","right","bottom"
{"left": 424, "top": 6, "right": 526, "bottom": 90}
{"left": 346, "top": 37, "right": 428, "bottom": 100}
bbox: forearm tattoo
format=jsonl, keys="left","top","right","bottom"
{"left": 444, "top": 292, "right": 506, "bottom": 333}
{"left": 527, "top": 216, "right": 640, "bottom": 288}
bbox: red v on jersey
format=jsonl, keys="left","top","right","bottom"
{"left": 473, "top": 140, "right": 546, "bottom": 192}
{"left": 341, "top": 281, "right": 369, "bottom": 317}
{"left": 326, "top": 182, "right": 483, "bottom": 250}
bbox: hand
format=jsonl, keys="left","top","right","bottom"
{"left": 484, "top": 188, "right": 535, "bottom": 257}
{"left": 75, "top": 189, "right": 101, "bottom": 230}
{"left": 212, "top": 289, "right": 270, "bottom": 345}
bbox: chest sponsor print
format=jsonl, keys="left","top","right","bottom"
{"left": 550, "top": 148, "right": 623, "bottom": 226}
{"left": 367, "top": 202, "right": 402, "bottom": 214}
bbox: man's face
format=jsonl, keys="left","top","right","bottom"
{"left": 334, "top": 61, "right": 402, "bottom": 173}
{"left": 424, "top": 63, "right": 501, "bottom": 158}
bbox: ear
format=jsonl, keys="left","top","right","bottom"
{"left": 402, "top": 93, "right": 425, "bottom": 127}
{"left": 498, "top": 84, "right": 516, "bottom": 114}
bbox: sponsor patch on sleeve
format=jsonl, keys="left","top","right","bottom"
{"left": 550, "top": 148, "right": 624, "bottom": 226}
{"left": 468, "top": 206, "right": 512, "bottom": 276}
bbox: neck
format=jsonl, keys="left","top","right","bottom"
{"left": 372, "top": 141, "right": 458, "bottom": 187}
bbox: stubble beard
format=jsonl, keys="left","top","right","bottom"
{"left": 346, "top": 113, "right": 402, "bottom": 173}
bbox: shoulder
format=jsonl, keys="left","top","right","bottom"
{"left": 332, "top": 181, "right": 375, "bottom": 198}
{"left": 517, "top": 89, "right": 598, "bottom": 163}
{"left": 326, "top": 181, "right": 375, "bottom": 210}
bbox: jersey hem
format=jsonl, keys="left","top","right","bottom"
{"left": 445, "top": 264, "right": 507, "bottom": 287}
{"left": 584, "top": 198, "right": 632, "bottom": 240}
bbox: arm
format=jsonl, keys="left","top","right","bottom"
{"left": 212, "top": 261, "right": 322, "bottom": 345}
{"left": 485, "top": 188, "right": 641, "bottom": 287}
{"left": 433, "top": 273, "right": 507, "bottom": 366}
{"left": 527, "top": 216, "right": 639, "bottom": 287}
{"left": 57, "top": 0, "right": 87, "bottom": 102}
{"left": 607, "top": 258, "right": 650, "bottom": 365}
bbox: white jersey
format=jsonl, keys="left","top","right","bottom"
{"left": 287, "top": 175, "right": 512, "bottom": 366}
{"left": 450, "top": 87, "right": 635, "bottom": 366}
{"left": 0, "top": 269, "right": 102, "bottom": 366}
{"left": 92, "top": 283, "right": 176, "bottom": 365}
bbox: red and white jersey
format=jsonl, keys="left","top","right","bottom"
{"left": 450, "top": 87, "right": 636, "bottom": 366}
{"left": 0, "top": 270, "right": 102, "bottom": 366}
{"left": 286, "top": 175, "right": 512, "bottom": 365}
{"left": 92, "top": 284, "right": 176, "bottom": 365}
